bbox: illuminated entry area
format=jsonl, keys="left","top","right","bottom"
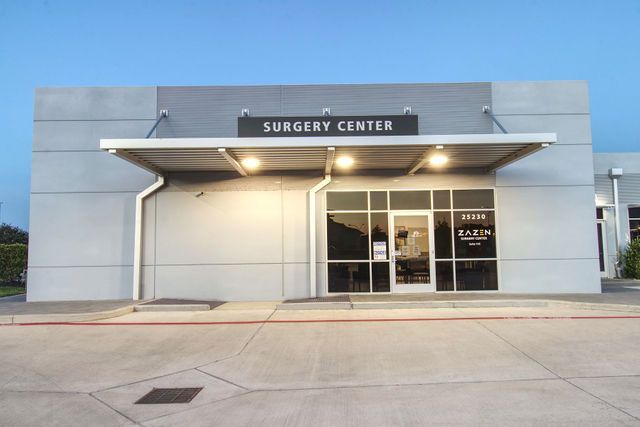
{"left": 390, "top": 212, "right": 435, "bottom": 293}
{"left": 326, "top": 189, "right": 498, "bottom": 293}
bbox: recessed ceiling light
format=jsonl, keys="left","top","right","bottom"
{"left": 335, "top": 156, "right": 354, "bottom": 168}
{"left": 429, "top": 154, "right": 448, "bottom": 166}
{"left": 241, "top": 157, "right": 260, "bottom": 169}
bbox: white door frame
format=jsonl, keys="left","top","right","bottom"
{"left": 389, "top": 211, "right": 436, "bottom": 293}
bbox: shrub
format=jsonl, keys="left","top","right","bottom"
{"left": 0, "top": 224, "right": 28, "bottom": 244}
{"left": 623, "top": 238, "right": 640, "bottom": 279}
{"left": 0, "top": 244, "right": 28, "bottom": 284}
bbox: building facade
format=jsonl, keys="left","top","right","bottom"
{"left": 28, "top": 81, "right": 603, "bottom": 301}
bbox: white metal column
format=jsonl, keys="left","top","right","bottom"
{"left": 133, "top": 176, "right": 165, "bottom": 300}
{"left": 308, "top": 175, "right": 331, "bottom": 298}
{"left": 609, "top": 168, "right": 623, "bottom": 278}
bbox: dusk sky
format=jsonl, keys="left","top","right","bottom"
{"left": 1, "top": 0, "right": 639, "bottom": 229}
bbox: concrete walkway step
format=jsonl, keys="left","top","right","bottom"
{"left": 278, "top": 302, "right": 352, "bottom": 310}
{"left": 353, "top": 300, "right": 549, "bottom": 309}
{"left": 277, "top": 299, "right": 640, "bottom": 312}
{"left": 277, "top": 300, "right": 548, "bottom": 310}
{"left": 135, "top": 298, "right": 224, "bottom": 312}
{"left": 3, "top": 305, "right": 135, "bottom": 325}
{"left": 134, "top": 304, "right": 212, "bottom": 312}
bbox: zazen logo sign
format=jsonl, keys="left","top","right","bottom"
{"left": 457, "top": 228, "right": 493, "bottom": 239}
{"left": 238, "top": 115, "right": 418, "bottom": 137}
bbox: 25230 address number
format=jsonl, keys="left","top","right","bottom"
{"left": 460, "top": 213, "right": 487, "bottom": 220}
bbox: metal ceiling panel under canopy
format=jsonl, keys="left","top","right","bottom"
{"left": 100, "top": 133, "right": 556, "bottom": 176}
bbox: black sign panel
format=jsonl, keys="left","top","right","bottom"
{"left": 453, "top": 211, "right": 496, "bottom": 259}
{"left": 238, "top": 115, "right": 418, "bottom": 138}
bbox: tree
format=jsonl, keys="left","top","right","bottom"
{"left": 623, "top": 238, "right": 640, "bottom": 279}
{"left": 0, "top": 224, "right": 28, "bottom": 245}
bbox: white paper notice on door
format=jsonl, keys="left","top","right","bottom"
{"left": 373, "top": 241, "right": 387, "bottom": 260}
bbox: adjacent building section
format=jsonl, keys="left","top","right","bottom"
{"left": 492, "top": 81, "right": 600, "bottom": 292}
{"left": 594, "top": 153, "right": 640, "bottom": 277}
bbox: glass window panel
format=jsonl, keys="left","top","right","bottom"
{"left": 596, "top": 208, "right": 604, "bottom": 219}
{"left": 455, "top": 260, "right": 498, "bottom": 291}
{"left": 436, "top": 261, "right": 454, "bottom": 291}
{"left": 433, "top": 211, "right": 452, "bottom": 259}
{"left": 452, "top": 190, "right": 494, "bottom": 209}
{"left": 327, "top": 213, "right": 369, "bottom": 260}
{"left": 453, "top": 211, "right": 496, "bottom": 258}
{"left": 630, "top": 220, "right": 640, "bottom": 241}
{"left": 433, "top": 190, "right": 451, "bottom": 209}
{"left": 372, "top": 262, "right": 390, "bottom": 292}
{"left": 389, "top": 191, "right": 431, "bottom": 210}
{"left": 328, "top": 263, "right": 370, "bottom": 293}
{"left": 629, "top": 207, "right": 640, "bottom": 219}
{"left": 370, "top": 191, "right": 388, "bottom": 210}
{"left": 326, "top": 192, "right": 368, "bottom": 211}
{"left": 370, "top": 212, "right": 389, "bottom": 260}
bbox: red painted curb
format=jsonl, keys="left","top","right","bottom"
{"left": 3, "top": 315, "right": 640, "bottom": 327}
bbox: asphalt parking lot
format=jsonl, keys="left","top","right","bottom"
{"left": 1, "top": 305, "right": 640, "bottom": 426}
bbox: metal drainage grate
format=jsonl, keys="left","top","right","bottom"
{"left": 135, "top": 387, "right": 203, "bottom": 404}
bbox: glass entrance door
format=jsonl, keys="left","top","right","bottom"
{"left": 390, "top": 212, "right": 435, "bottom": 292}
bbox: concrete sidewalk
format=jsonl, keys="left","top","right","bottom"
{"left": 2, "top": 305, "right": 640, "bottom": 425}
{"left": 2, "top": 279, "right": 639, "bottom": 323}
{"left": 280, "top": 279, "right": 640, "bottom": 310}
{"left": 0, "top": 299, "right": 136, "bottom": 324}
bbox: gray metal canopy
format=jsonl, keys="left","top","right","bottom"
{"left": 100, "top": 133, "right": 556, "bottom": 176}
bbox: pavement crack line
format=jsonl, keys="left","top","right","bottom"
{"left": 91, "top": 310, "right": 276, "bottom": 395}
{"left": 139, "top": 391, "right": 255, "bottom": 425}
{"left": 197, "top": 308, "right": 278, "bottom": 368}
{"left": 90, "top": 367, "right": 196, "bottom": 394}
{"left": 563, "top": 378, "right": 640, "bottom": 422}
{"left": 474, "top": 317, "right": 640, "bottom": 422}
{"left": 195, "top": 367, "right": 249, "bottom": 391}
{"left": 89, "top": 393, "right": 142, "bottom": 426}
{"left": 236, "top": 308, "right": 276, "bottom": 355}
{"left": 247, "top": 377, "right": 560, "bottom": 394}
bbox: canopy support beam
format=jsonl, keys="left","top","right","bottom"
{"left": 145, "top": 109, "right": 169, "bottom": 138}
{"left": 324, "top": 147, "right": 335, "bottom": 175}
{"left": 218, "top": 148, "right": 248, "bottom": 176}
{"left": 406, "top": 145, "right": 444, "bottom": 175}
{"left": 482, "top": 106, "right": 508, "bottom": 134}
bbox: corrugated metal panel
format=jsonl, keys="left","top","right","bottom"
{"left": 118, "top": 142, "right": 535, "bottom": 174}
{"left": 157, "top": 83, "right": 492, "bottom": 138}
{"left": 157, "top": 86, "right": 282, "bottom": 138}
{"left": 620, "top": 174, "right": 640, "bottom": 204}
{"left": 595, "top": 174, "right": 613, "bottom": 204}
{"left": 282, "top": 84, "right": 492, "bottom": 135}
{"left": 595, "top": 174, "right": 640, "bottom": 205}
